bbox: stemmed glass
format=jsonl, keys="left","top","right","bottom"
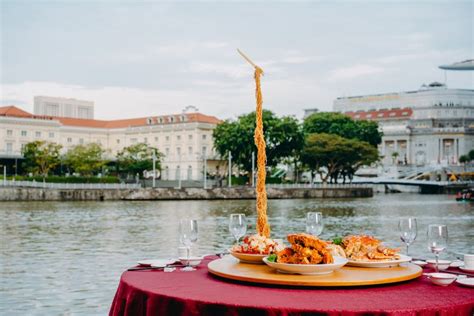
{"left": 399, "top": 218, "right": 417, "bottom": 256}
{"left": 306, "top": 212, "right": 323, "bottom": 236}
{"left": 179, "top": 219, "right": 198, "bottom": 271}
{"left": 427, "top": 224, "right": 448, "bottom": 272}
{"left": 229, "top": 214, "right": 247, "bottom": 244}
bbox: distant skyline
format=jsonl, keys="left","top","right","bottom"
{"left": 1, "top": 1, "right": 472, "bottom": 120}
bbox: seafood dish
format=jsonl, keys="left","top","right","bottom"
{"left": 341, "top": 235, "right": 400, "bottom": 261}
{"left": 275, "top": 233, "right": 334, "bottom": 264}
{"left": 231, "top": 234, "right": 283, "bottom": 255}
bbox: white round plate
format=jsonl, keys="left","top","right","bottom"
{"left": 137, "top": 258, "right": 176, "bottom": 267}
{"left": 459, "top": 266, "right": 474, "bottom": 273}
{"left": 450, "top": 260, "right": 464, "bottom": 268}
{"left": 263, "top": 256, "right": 348, "bottom": 275}
{"left": 412, "top": 260, "right": 427, "bottom": 267}
{"left": 229, "top": 249, "right": 267, "bottom": 264}
{"left": 346, "top": 254, "right": 412, "bottom": 268}
{"left": 456, "top": 277, "right": 474, "bottom": 288}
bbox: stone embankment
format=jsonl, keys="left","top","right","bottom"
{"left": 0, "top": 186, "right": 372, "bottom": 201}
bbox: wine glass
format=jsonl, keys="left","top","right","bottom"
{"left": 179, "top": 219, "right": 198, "bottom": 271}
{"left": 427, "top": 224, "right": 448, "bottom": 272}
{"left": 229, "top": 214, "right": 246, "bottom": 244}
{"left": 399, "top": 218, "right": 417, "bottom": 256}
{"left": 306, "top": 212, "right": 323, "bottom": 236}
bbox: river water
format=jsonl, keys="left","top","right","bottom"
{"left": 0, "top": 194, "right": 472, "bottom": 315}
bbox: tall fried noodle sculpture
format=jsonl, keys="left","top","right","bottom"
{"left": 237, "top": 49, "right": 270, "bottom": 237}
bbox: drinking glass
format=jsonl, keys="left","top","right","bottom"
{"left": 229, "top": 214, "right": 247, "bottom": 244}
{"left": 399, "top": 218, "right": 417, "bottom": 256}
{"left": 179, "top": 219, "right": 198, "bottom": 271}
{"left": 306, "top": 212, "right": 323, "bottom": 236}
{"left": 427, "top": 224, "right": 448, "bottom": 272}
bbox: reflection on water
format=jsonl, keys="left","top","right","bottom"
{"left": 0, "top": 194, "right": 472, "bottom": 315}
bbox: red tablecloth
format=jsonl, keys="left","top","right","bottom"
{"left": 110, "top": 256, "right": 474, "bottom": 316}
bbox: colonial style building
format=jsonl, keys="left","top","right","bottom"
{"left": 333, "top": 82, "right": 474, "bottom": 166}
{"left": 0, "top": 104, "right": 222, "bottom": 180}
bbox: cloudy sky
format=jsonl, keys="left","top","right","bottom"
{"left": 1, "top": 0, "right": 472, "bottom": 120}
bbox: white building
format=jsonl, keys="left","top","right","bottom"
{"left": 34, "top": 96, "right": 94, "bottom": 119}
{"left": 0, "top": 105, "right": 223, "bottom": 180}
{"left": 333, "top": 82, "right": 474, "bottom": 166}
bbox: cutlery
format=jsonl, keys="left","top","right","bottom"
{"left": 128, "top": 264, "right": 185, "bottom": 271}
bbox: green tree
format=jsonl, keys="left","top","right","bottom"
{"left": 469, "top": 149, "right": 474, "bottom": 161}
{"left": 22, "top": 141, "right": 62, "bottom": 178}
{"left": 117, "top": 143, "right": 161, "bottom": 178}
{"left": 301, "top": 133, "right": 378, "bottom": 183}
{"left": 64, "top": 143, "right": 107, "bottom": 176}
{"left": 459, "top": 155, "right": 470, "bottom": 164}
{"left": 303, "top": 112, "right": 382, "bottom": 146}
{"left": 213, "top": 110, "right": 304, "bottom": 174}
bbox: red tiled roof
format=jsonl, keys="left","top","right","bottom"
{"left": 344, "top": 108, "right": 413, "bottom": 120}
{"left": 0, "top": 105, "right": 221, "bottom": 128}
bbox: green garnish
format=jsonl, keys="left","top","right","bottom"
{"left": 333, "top": 237, "right": 343, "bottom": 245}
{"left": 267, "top": 254, "right": 277, "bottom": 262}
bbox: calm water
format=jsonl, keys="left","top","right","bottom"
{"left": 0, "top": 194, "right": 472, "bottom": 315}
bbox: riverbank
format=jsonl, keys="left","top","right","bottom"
{"left": 0, "top": 186, "right": 372, "bottom": 201}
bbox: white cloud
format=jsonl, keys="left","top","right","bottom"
{"left": 328, "top": 64, "right": 386, "bottom": 81}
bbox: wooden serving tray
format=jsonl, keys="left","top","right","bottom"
{"left": 208, "top": 256, "right": 422, "bottom": 287}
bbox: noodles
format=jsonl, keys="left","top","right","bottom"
{"left": 253, "top": 66, "right": 270, "bottom": 237}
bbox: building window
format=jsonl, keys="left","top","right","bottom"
{"left": 180, "top": 115, "right": 185, "bottom": 122}
{"left": 6, "top": 130, "right": 13, "bottom": 136}
{"left": 175, "top": 165, "right": 181, "bottom": 180}
{"left": 177, "top": 147, "right": 181, "bottom": 156}
{"left": 188, "top": 146, "right": 193, "bottom": 155}
{"left": 154, "top": 137, "right": 158, "bottom": 142}
{"left": 6, "top": 143, "right": 13, "bottom": 153}
{"left": 131, "top": 138, "right": 137, "bottom": 144}
{"left": 21, "top": 143, "right": 26, "bottom": 152}
{"left": 67, "top": 137, "right": 72, "bottom": 143}
{"left": 144, "top": 137, "right": 148, "bottom": 143}
{"left": 79, "top": 138, "right": 84, "bottom": 144}
{"left": 202, "top": 134, "right": 207, "bottom": 140}
{"left": 116, "top": 139, "right": 120, "bottom": 144}
{"left": 177, "top": 135, "right": 181, "bottom": 141}
{"left": 21, "top": 131, "right": 27, "bottom": 137}
{"left": 170, "top": 116, "right": 174, "bottom": 123}
{"left": 165, "top": 148, "right": 170, "bottom": 156}
{"left": 49, "top": 132, "right": 54, "bottom": 138}
{"left": 202, "top": 146, "right": 207, "bottom": 156}
{"left": 165, "top": 136, "right": 170, "bottom": 141}
{"left": 188, "top": 134, "right": 193, "bottom": 140}
{"left": 35, "top": 131, "right": 41, "bottom": 137}
{"left": 187, "top": 166, "right": 192, "bottom": 180}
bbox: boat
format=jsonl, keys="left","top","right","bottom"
{"left": 455, "top": 189, "right": 474, "bottom": 202}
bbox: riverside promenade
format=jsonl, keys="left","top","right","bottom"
{"left": 0, "top": 185, "right": 372, "bottom": 201}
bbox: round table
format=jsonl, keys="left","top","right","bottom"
{"left": 109, "top": 256, "right": 474, "bottom": 316}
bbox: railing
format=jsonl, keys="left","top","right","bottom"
{"left": 0, "top": 180, "right": 141, "bottom": 189}
{"left": 266, "top": 183, "right": 372, "bottom": 189}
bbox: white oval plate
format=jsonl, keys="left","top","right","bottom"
{"left": 229, "top": 249, "right": 267, "bottom": 264}
{"left": 456, "top": 277, "right": 474, "bottom": 288}
{"left": 263, "top": 256, "right": 348, "bottom": 275}
{"left": 459, "top": 266, "right": 474, "bottom": 273}
{"left": 137, "top": 258, "right": 176, "bottom": 267}
{"left": 346, "top": 254, "right": 412, "bottom": 268}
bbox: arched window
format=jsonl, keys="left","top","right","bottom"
{"left": 175, "top": 165, "right": 181, "bottom": 180}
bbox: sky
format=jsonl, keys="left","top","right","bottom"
{"left": 1, "top": 0, "right": 472, "bottom": 120}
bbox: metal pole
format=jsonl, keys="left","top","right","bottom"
{"left": 228, "top": 151, "right": 232, "bottom": 188}
{"left": 251, "top": 151, "right": 255, "bottom": 187}
{"left": 203, "top": 153, "right": 207, "bottom": 189}
{"left": 152, "top": 150, "right": 156, "bottom": 188}
{"left": 3, "top": 166, "right": 5, "bottom": 186}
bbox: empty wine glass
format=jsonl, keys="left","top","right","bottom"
{"left": 179, "top": 219, "right": 198, "bottom": 271}
{"left": 306, "top": 212, "right": 323, "bottom": 236}
{"left": 229, "top": 214, "right": 247, "bottom": 244}
{"left": 427, "top": 224, "right": 448, "bottom": 272}
{"left": 399, "top": 218, "right": 417, "bottom": 256}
